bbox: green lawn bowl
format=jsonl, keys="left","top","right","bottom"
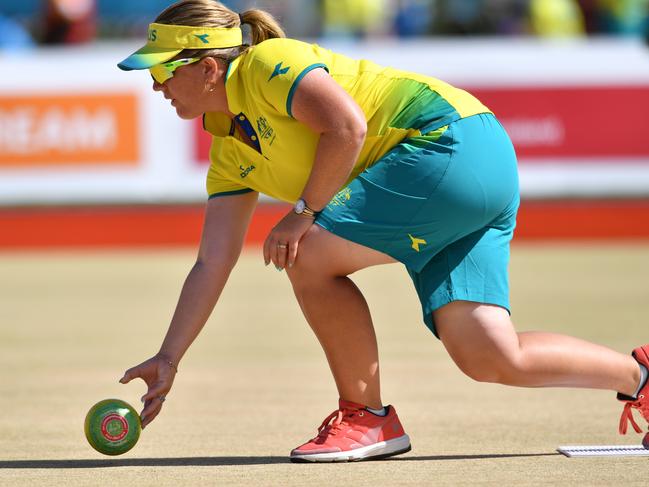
{"left": 84, "top": 399, "right": 141, "bottom": 455}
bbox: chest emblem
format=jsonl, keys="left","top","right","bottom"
{"left": 256, "top": 116, "right": 277, "bottom": 146}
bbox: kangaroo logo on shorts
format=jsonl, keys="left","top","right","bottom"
{"left": 408, "top": 234, "right": 427, "bottom": 252}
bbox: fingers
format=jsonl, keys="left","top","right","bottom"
{"left": 119, "top": 356, "right": 173, "bottom": 428}
{"left": 119, "top": 366, "right": 139, "bottom": 384}
{"left": 264, "top": 232, "right": 289, "bottom": 270}
{"left": 140, "top": 378, "right": 170, "bottom": 428}
{"left": 140, "top": 395, "right": 166, "bottom": 428}
{"left": 263, "top": 211, "right": 313, "bottom": 270}
{"left": 276, "top": 242, "right": 289, "bottom": 270}
{"left": 141, "top": 382, "right": 168, "bottom": 403}
{"left": 287, "top": 241, "right": 299, "bottom": 269}
{"left": 263, "top": 233, "right": 271, "bottom": 266}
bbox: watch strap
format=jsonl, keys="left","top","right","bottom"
{"left": 295, "top": 198, "right": 320, "bottom": 218}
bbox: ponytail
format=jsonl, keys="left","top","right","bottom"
{"left": 239, "top": 9, "right": 286, "bottom": 45}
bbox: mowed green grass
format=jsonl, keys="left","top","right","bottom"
{"left": 1, "top": 243, "right": 648, "bottom": 486}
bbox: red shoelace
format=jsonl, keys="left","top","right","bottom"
{"left": 315, "top": 405, "right": 364, "bottom": 440}
{"left": 619, "top": 394, "right": 649, "bottom": 434}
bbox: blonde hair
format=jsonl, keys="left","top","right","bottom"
{"left": 155, "top": 0, "right": 286, "bottom": 62}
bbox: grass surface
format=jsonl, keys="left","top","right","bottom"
{"left": 1, "top": 243, "right": 648, "bottom": 486}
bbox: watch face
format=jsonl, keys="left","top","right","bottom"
{"left": 294, "top": 199, "right": 306, "bottom": 214}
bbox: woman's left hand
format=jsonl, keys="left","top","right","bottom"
{"left": 263, "top": 211, "right": 315, "bottom": 270}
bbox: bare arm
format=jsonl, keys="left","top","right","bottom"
{"left": 291, "top": 68, "right": 367, "bottom": 211}
{"left": 121, "top": 190, "right": 258, "bottom": 426}
{"left": 158, "top": 191, "right": 259, "bottom": 365}
{"left": 263, "top": 68, "right": 367, "bottom": 269}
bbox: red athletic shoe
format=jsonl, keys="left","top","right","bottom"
{"left": 290, "top": 399, "right": 411, "bottom": 462}
{"left": 618, "top": 345, "right": 649, "bottom": 448}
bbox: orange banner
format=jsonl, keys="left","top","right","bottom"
{"left": 1, "top": 201, "right": 649, "bottom": 249}
{"left": 0, "top": 93, "right": 139, "bottom": 167}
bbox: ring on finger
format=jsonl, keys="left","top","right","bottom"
{"left": 277, "top": 243, "right": 288, "bottom": 249}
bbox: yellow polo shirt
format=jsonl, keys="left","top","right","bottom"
{"left": 204, "top": 38, "right": 490, "bottom": 201}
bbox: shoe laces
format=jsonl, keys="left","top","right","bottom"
{"left": 619, "top": 394, "right": 648, "bottom": 435}
{"left": 316, "top": 405, "right": 363, "bottom": 439}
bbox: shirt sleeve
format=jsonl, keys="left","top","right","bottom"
{"left": 247, "top": 39, "right": 329, "bottom": 118}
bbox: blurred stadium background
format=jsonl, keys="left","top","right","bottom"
{"left": 1, "top": 0, "right": 649, "bottom": 246}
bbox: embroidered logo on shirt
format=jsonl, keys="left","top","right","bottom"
{"left": 194, "top": 34, "right": 210, "bottom": 44}
{"left": 239, "top": 164, "right": 256, "bottom": 178}
{"left": 268, "top": 62, "right": 290, "bottom": 81}
{"left": 256, "top": 116, "right": 277, "bottom": 146}
{"left": 408, "top": 234, "right": 427, "bottom": 252}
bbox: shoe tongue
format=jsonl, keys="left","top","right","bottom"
{"left": 338, "top": 398, "right": 366, "bottom": 411}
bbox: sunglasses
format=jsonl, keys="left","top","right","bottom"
{"left": 149, "top": 57, "right": 201, "bottom": 84}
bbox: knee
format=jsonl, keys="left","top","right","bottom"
{"left": 436, "top": 303, "right": 528, "bottom": 385}
{"left": 455, "top": 350, "right": 527, "bottom": 385}
{"left": 285, "top": 226, "right": 332, "bottom": 285}
{"left": 456, "top": 359, "right": 507, "bottom": 384}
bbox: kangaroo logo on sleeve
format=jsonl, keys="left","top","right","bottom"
{"left": 268, "top": 62, "right": 290, "bottom": 81}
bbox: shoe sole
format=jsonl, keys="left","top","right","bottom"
{"left": 290, "top": 434, "right": 411, "bottom": 463}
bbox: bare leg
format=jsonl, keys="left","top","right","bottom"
{"left": 435, "top": 301, "right": 640, "bottom": 395}
{"left": 286, "top": 225, "right": 396, "bottom": 409}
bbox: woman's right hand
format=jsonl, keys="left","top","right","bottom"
{"left": 119, "top": 354, "right": 178, "bottom": 428}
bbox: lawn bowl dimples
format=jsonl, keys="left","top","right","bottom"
{"left": 84, "top": 399, "right": 141, "bottom": 455}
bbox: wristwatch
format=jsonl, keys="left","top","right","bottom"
{"left": 293, "top": 198, "right": 320, "bottom": 218}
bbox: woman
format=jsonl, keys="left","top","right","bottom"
{"left": 117, "top": 0, "right": 649, "bottom": 462}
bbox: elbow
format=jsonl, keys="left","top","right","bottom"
{"left": 338, "top": 116, "right": 367, "bottom": 148}
{"left": 349, "top": 114, "right": 367, "bottom": 144}
{"left": 353, "top": 120, "right": 367, "bottom": 145}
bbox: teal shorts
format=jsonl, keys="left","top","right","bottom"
{"left": 315, "top": 113, "right": 520, "bottom": 337}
